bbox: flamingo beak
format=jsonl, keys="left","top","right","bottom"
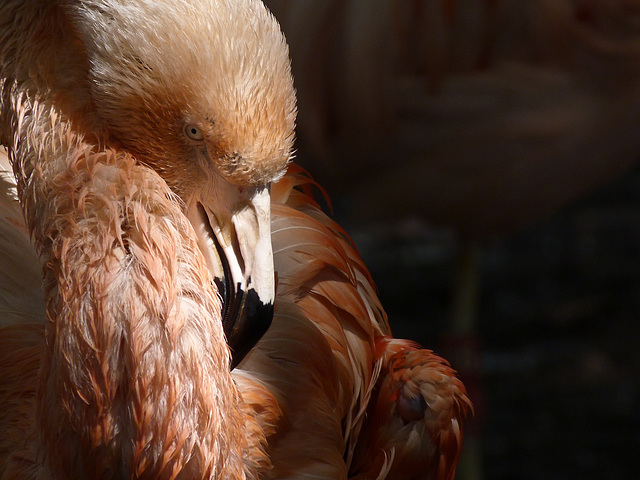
{"left": 186, "top": 183, "right": 274, "bottom": 369}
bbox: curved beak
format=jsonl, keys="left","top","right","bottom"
{"left": 186, "top": 181, "right": 274, "bottom": 369}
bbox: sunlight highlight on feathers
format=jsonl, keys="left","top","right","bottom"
{"left": 0, "top": 1, "right": 470, "bottom": 479}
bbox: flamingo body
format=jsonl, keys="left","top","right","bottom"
{"left": 0, "top": 149, "right": 472, "bottom": 479}
{"left": 0, "top": 0, "right": 471, "bottom": 478}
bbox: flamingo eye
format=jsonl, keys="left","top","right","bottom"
{"left": 184, "top": 124, "right": 204, "bottom": 141}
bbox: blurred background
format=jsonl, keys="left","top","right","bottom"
{"left": 265, "top": 1, "right": 640, "bottom": 479}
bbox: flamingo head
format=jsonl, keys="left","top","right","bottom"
{"left": 67, "top": 0, "right": 296, "bottom": 366}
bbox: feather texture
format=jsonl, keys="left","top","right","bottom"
{"left": 236, "top": 167, "right": 471, "bottom": 479}
{"left": 0, "top": 149, "right": 472, "bottom": 480}
{"left": 1, "top": 92, "right": 262, "bottom": 479}
{"left": 0, "top": 1, "right": 471, "bottom": 478}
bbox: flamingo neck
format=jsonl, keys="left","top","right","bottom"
{"left": 10, "top": 97, "right": 253, "bottom": 479}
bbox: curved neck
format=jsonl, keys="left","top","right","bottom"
{"left": 10, "top": 95, "right": 252, "bottom": 479}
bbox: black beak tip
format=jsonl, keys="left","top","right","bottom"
{"left": 223, "top": 286, "right": 274, "bottom": 369}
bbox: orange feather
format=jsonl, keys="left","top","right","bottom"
{"left": 0, "top": 145, "right": 472, "bottom": 479}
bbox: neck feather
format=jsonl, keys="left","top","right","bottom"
{"left": 10, "top": 94, "right": 252, "bottom": 479}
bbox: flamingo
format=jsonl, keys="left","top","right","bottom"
{"left": 0, "top": 1, "right": 471, "bottom": 479}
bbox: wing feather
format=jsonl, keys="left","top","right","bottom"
{"left": 244, "top": 165, "right": 471, "bottom": 479}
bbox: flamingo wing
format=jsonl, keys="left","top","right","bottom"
{"left": 236, "top": 166, "right": 387, "bottom": 477}
{"left": 351, "top": 338, "right": 473, "bottom": 480}
{"left": 236, "top": 167, "right": 472, "bottom": 479}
